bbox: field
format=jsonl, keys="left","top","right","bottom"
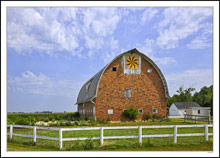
{"left": 7, "top": 112, "right": 213, "bottom": 151}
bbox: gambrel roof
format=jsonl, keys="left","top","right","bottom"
{"left": 76, "top": 48, "right": 170, "bottom": 104}
{"left": 173, "top": 102, "right": 201, "bottom": 109}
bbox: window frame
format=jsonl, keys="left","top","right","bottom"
{"left": 112, "top": 67, "right": 117, "bottom": 71}
{"left": 107, "top": 109, "right": 114, "bottom": 114}
{"left": 138, "top": 109, "right": 143, "bottom": 114}
{"left": 124, "top": 88, "right": 131, "bottom": 98}
{"left": 152, "top": 108, "right": 158, "bottom": 114}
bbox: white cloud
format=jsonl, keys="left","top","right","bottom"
{"left": 141, "top": 8, "right": 158, "bottom": 24}
{"left": 137, "top": 38, "right": 176, "bottom": 66}
{"left": 187, "top": 23, "right": 212, "bottom": 49}
{"left": 7, "top": 8, "right": 121, "bottom": 58}
{"left": 8, "top": 71, "right": 82, "bottom": 98}
{"left": 138, "top": 38, "right": 155, "bottom": 56}
{"left": 156, "top": 8, "right": 213, "bottom": 49}
{"left": 154, "top": 57, "right": 176, "bottom": 66}
{"left": 166, "top": 69, "right": 213, "bottom": 96}
{"left": 7, "top": 8, "right": 80, "bottom": 55}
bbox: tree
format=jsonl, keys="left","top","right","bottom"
{"left": 193, "top": 85, "right": 213, "bottom": 115}
{"left": 167, "top": 86, "right": 195, "bottom": 107}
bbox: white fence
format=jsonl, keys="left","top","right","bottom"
{"left": 7, "top": 124, "right": 213, "bottom": 150}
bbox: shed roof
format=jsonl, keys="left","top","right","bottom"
{"left": 76, "top": 48, "right": 170, "bottom": 104}
{"left": 173, "top": 102, "right": 201, "bottom": 109}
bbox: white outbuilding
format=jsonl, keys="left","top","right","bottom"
{"left": 169, "top": 102, "right": 201, "bottom": 117}
{"left": 185, "top": 107, "right": 211, "bottom": 119}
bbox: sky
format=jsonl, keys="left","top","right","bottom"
{"left": 6, "top": 7, "right": 213, "bottom": 113}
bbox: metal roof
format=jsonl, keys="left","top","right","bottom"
{"left": 173, "top": 102, "right": 201, "bottom": 109}
{"left": 76, "top": 48, "right": 170, "bottom": 104}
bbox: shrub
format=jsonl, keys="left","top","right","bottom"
{"left": 48, "top": 116, "right": 54, "bottom": 121}
{"left": 44, "top": 118, "right": 49, "bottom": 122}
{"left": 74, "top": 120, "right": 80, "bottom": 126}
{"left": 96, "top": 118, "right": 105, "bottom": 124}
{"left": 74, "top": 112, "right": 80, "bottom": 118}
{"left": 122, "top": 105, "right": 139, "bottom": 120}
{"left": 66, "top": 121, "right": 72, "bottom": 126}
{"left": 15, "top": 118, "right": 30, "bottom": 125}
{"left": 106, "top": 117, "right": 111, "bottom": 123}
{"left": 145, "top": 113, "right": 152, "bottom": 121}
{"left": 81, "top": 120, "right": 87, "bottom": 126}
{"left": 89, "top": 117, "right": 97, "bottom": 125}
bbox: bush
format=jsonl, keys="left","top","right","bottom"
{"left": 81, "top": 120, "right": 87, "bottom": 126}
{"left": 66, "top": 121, "right": 72, "bottom": 126}
{"left": 89, "top": 117, "right": 97, "bottom": 125}
{"left": 96, "top": 118, "right": 105, "bottom": 124}
{"left": 74, "top": 112, "right": 80, "bottom": 118}
{"left": 15, "top": 118, "right": 30, "bottom": 125}
{"left": 44, "top": 118, "right": 49, "bottom": 122}
{"left": 145, "top": 113, "right": 152, "bottom": 121}
{"left": 122, "top": 105, "right": 139, "bottom": 120}
{"left": 106, "top": 117, "right": 111, "bottom": 123}
{"left": 74, "top": 120, "right": 80, "bottom": 126}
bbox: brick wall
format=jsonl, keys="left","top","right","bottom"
{"left": 95, "top": 54, "right": 167, "bottom": 121}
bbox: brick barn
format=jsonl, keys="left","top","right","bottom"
{"left": 76, "top": 48, "right": 169, "bottom": 121}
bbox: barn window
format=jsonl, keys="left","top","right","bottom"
{"left": 147, "top": 68, "right": 152, "bottom": 73}
{"left": 152, "top": 109, "right": 158, "bottom": 114}
{"left": 138, "top": 109, "right": 143, "bottom": 114}
{"left": 107, "top": 109, "right": 113, "bottom": 114}
{"left": 86, "top": 82, "right": 91, "bottom": 93}
{"left": 198, "top": 110, "right": 200, "bottom": 114}
{"left": 112, "top": 67, "right": 117, "bottom": 71}
{"left": 125, "top": 88, "right": 131, "bottom": 97}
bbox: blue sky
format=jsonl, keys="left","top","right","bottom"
{"left": 7, "top": 7, "right": 213, "bottom": 113}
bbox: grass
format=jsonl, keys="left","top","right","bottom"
{"left": 7, "top": 118, "right": 213, "bottom": 151}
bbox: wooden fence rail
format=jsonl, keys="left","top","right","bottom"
{"left": 184, "top": 114, "right": 212, "bottom": 124}
{"left": 7, "top": 124, "right": 213, "bottom": 150}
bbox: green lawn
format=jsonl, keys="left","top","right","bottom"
{"left": 7, "top": 118, "right": 213, "bottom": 151}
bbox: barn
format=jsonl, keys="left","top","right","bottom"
{"left": 76, "top": 48, "right": 169, "bottom": 121}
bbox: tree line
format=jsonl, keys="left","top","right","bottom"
{"left": 167, "top": 85, "right": 213, "bottom": 115}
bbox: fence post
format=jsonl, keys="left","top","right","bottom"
{"left": 195, "top": 116, "right": 197, "bottom": 124}
{"left": 9, "top": 125, "right": 13, "bottom": 140}
{"left": 33, "top": 127, "right": 37, "bottom": 145}
{"left": 208, "top": 116, "right": 211, "bottom": 124}
{"left": 59, "top": 128, "right": 63, "bottom": 150}
{"left": 184, "top": 114, "right": 186, "bottom": 122}
{"left": 205, "top": 125, "right": 209, "bottom": 141}
{"left": 100, "top": 127, "right": 103, "bottom": 146}
{"left": 139, "top": 126, "right": 142, "bottom": 144}
{"left": 174, "top": 126, "right": 177, "bottom": 144}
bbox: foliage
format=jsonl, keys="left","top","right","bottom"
{"left": 122, "top": 105, "right": 139, "bottom": 120}
{"left": 167, "top": 85, "right": 213, "bottom": 116}
{"left": 167, "top": 86, "right": 195, "bottom": 107}
{"left": 89, "top": 117, "right": 97, "bottom": 125}
{"left": 145, "top": 113, "right": 152, "bottom": 121}
{"left": 74, "top": 120, "right": 80, "bottom": 126}
{"left": 106, "top": 117, "right": 111, "bottom": 123}
{"left": 193, "top": 85, "right": 213, "bottom": 115}
{"left": 7, "top": 112, "right": 80, "bottom": 126}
